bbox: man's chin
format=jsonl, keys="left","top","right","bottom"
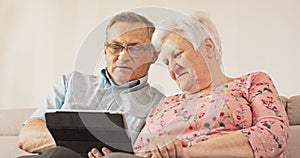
{"left": 113, "top": 76, "right": 131, "bottom": 85}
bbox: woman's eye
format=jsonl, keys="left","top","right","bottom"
{"left": 163, "top": 59, "right": 169, "bottom": 66}
{"left": 174, "top": 51, "right": 183, "bottom": 58}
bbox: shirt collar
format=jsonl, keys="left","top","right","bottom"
{"left": 99, "top": 69, "right": 148, "bottom": 88}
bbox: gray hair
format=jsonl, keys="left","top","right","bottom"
{"left": 106, "top": 12, "right": 155, "bottom": 40}
{"left": 153, "top": 11, "right": 222, "bottom": 62}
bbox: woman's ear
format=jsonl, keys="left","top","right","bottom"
{"left": 203, "top": 38, "right": 215, "bottom": 59}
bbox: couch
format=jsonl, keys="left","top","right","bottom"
{"left": 1, "top": 95, "right": 299, "bottom": 158}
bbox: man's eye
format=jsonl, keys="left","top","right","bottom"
{"left": 174, "top": 51, "right": 183, "bottom": 58}
{"left": 109, "top": 45, "right": 122, "bottom": 50}
{"left": 129, "top": 46, "right": 144, "bottom": 53}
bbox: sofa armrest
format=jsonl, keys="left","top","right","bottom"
{"left": 0, "top": 108, "right": 36, "bottom": 136}
{"left": 286, "top": 125, "right": 300, "bottom": 158}
{"left": 287, "top": 95, "right": 300, "bottom": 125}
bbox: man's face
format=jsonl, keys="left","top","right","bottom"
{"left": 105, "top": 22, "right": 156, "bottom": 85}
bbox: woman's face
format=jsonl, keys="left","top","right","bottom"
{"left": 160, "top": 33, "right": 212, "bottom": 94}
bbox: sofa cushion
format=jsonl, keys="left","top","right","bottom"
{"left": 279, "top": 96, "right": 288, "bottom": 111}
{"left": 287, "top": 96, "right": 300, "bottom": 125}
{"left": 285, "top": 125, "right": 300, "bottom": 158}
{"left": 0, "top": 136, "right": 37, "bottom": 157}
{"left": 0, "top": 108, "right": 35, "bottom": 136}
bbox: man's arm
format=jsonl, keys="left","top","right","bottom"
{"left": 18, "top": 117, "right": 56, "bottom": 153}
{"left": 18, "top": 74, "right": 71, "bottom": 153}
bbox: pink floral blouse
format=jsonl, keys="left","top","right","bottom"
{"left": 134, "top": 72, "right": 289, "bottom": 158}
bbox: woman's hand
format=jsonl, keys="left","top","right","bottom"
{"left": 140, "top": 135, "right": 188, "bottom": 158}
{"left": 88, "top": 147, "right": 112, "bottom": 158}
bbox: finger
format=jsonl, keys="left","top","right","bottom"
{"left": 159, "top": 136, "right": 178, "bottom": 158}
{"left": 144, "top": 152, "right": 152, "bottom": 158}
{"left": 181, "top": 140, "right": 188, "bottom": 147}
{"left": 174, "top": 140, "right": 183, "bottom": 158}
{"left": 88, "top": 151, "right": 95, "bottom": 158}
{"left": 91, "top": 148, "right": 103, "bottom": 158}
{"left": 151, "top": 148, "right": 162, "bottom": 158}
{"left": 151, "top": 137, "right": 168, "bottom": 158}
{"left": 147, "top": 142, "right": 162, "bottom": 158}
{"left": 101, "top": 147, "right": 112, "bottom": 155}
{"left": 165, "top": 141, "right": 176, "bottom": 158}
{"left": 157, "top": 144, "right": 169, "bottom": 158}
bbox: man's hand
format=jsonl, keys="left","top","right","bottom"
{"left": 138, "top": 135, "right": 188, "bottom": 158}
{"left": 88, "top": 147, "right": 112, "bottom": 158}
{"left": 18, "top": 117, "right": 56, "bottom": 153}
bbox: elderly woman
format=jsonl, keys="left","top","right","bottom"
{"left": 132, "top": 12, "right": 289, "bottom": 158}
{"left": 90, "top": 12, "right": 289, "bottom": 158}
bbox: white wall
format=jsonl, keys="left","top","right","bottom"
{"left": 0, "top": 0, "right": 299, "bottom": 109}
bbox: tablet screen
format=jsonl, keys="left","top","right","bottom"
{"left": 46, "top": 110, "right": 133, "bottom": 157}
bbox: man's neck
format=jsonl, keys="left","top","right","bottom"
{"left": 101, "top": 69, "right": 147, "bottom": 88}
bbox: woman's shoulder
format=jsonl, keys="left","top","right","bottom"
{"left": 235, "top": 71, "right": 272, "bottom": 81}
{"left": 160, "top": 94, "right": 183, "bottom": 104}
{"left": 151, "top": 94, "right": 182, "bottom": 108}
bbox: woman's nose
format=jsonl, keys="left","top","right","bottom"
{"left": 169, "top": 60, "right": 180, "bottom": 73}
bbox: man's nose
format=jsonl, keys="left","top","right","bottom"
{"left": 118, "top": 49, "right": 131, "bottom": 61}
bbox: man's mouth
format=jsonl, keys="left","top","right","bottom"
{"left": 115, "top": 66, "right": 131, "bottom": 70}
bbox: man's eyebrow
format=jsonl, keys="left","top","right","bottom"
{"left": 126, "top": 42, "right": 140, "bottom": 46}
{"left": 108, "top": 41, "right": 141, "bottom": 46}
{"left": 109, "top": 41, "right": 122, "bottom": 45}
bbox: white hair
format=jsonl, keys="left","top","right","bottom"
{"left": 152, "top": 11, "right": 222, "bottom": 62}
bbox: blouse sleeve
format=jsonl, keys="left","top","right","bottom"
{"left": 133, "top": 96, "right": 174, "bottom": 152}
{"left": 242, "top": 72, "right": 289, "bottom": 158}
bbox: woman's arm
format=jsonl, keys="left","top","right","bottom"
{"left": 183, "top": 131, "right": 254, "bottom": 158}
{"left": 242, "top": 72, "right": 289, "bottom": 157}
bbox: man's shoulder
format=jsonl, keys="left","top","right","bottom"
{"left": 67, "top": 71, "right": 100, "bottom": 81}
{"left": 58, "top": 71, "right": 102, "bottom": 88}
{"left": 149, "top": 86, "right": 165, "bottom": 97}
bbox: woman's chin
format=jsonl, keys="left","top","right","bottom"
{"left": 179, "top": 84, "right": 199, "bottom": 94}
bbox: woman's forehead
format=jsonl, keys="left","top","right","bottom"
{"left": 161, "top": 33, "right": 193, "bottom": 51}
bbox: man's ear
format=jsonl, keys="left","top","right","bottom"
{"left": 203, "top": 38, "right": 215, "bottom": 59}
{"left": 104, "top": 46, "right": 108, "bottom": 55}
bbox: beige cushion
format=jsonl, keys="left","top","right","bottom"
{"left": 287, "top": 96, "right": 300, "bottom": 125}
{"left": 286, "top": 126, "right": 300, "bottom": 158}
{"left": 0, "top": 108, "right": 35, "bottom": 136}
{"left": 0, "top": 136, "right": 36, "bottom": 157}
{"left": 279, "top": 96, "right": 288, "bottom": 111}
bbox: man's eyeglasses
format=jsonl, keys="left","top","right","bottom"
{"left": 105, "top": 42, "right": 153, "bottom": 56}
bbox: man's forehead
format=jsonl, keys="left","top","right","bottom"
{"left": 107, "top": 22, "right": 149, "bottom": 42}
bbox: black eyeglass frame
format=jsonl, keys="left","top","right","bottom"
{"left": 104, "top": 42, "right": 154, "bottom": 56}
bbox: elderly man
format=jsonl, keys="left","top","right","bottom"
{"left": 18, "top": 12, "right": 165, "bottom": 157}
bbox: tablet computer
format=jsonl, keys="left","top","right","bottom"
{"left": 45, "top": 110, "right": 133, "bottom": 158}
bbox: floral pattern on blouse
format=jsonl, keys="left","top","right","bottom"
{"left": 133, "top": 72, "right": 289, "bottom": 158}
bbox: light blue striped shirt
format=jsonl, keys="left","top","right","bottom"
{"left": 30, "top": 69, "right": 165, "bottom": 143}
